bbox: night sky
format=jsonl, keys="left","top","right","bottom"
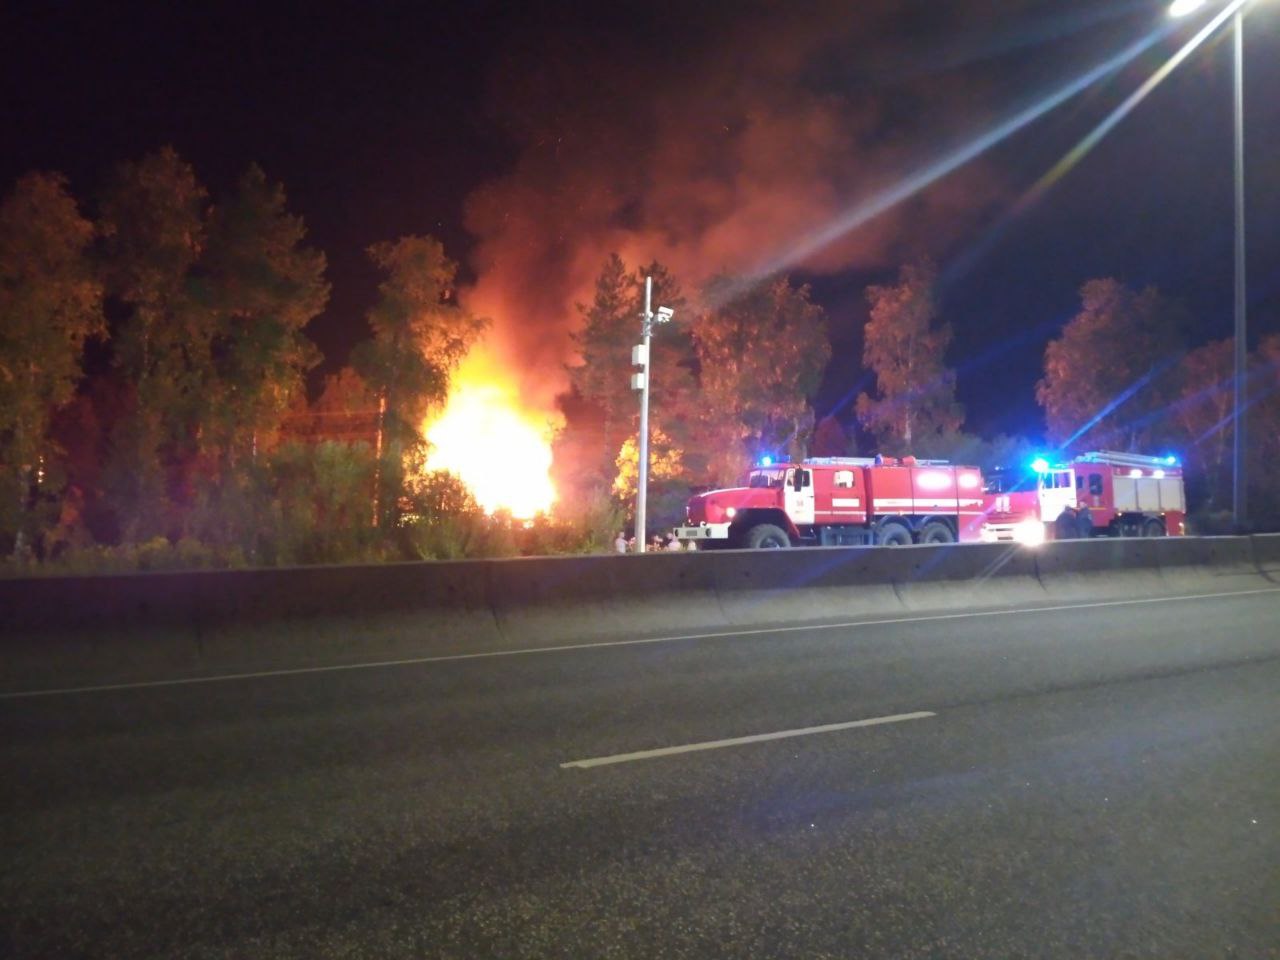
{"left": 4, "top": 0, "right": 1277, "bottom": 440}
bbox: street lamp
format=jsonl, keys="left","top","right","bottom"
{"left": 1170, "top": 0, "right": 1249, "bottom": 528}
{"left": 631, "top": 276, "right": 674, "bottom": 552}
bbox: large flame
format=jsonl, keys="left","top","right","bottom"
{"left": 424, "top": 352, "right": 558, "bottom": 519}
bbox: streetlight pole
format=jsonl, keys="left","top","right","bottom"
{"left": 1230, "top": 8, "right": 1247, "bottom": 529}
{"left": 630, "top": 277, "right": 673, "bottom": 553}
{"left": 635, "top": 276, "right": 654, "bottom": 553}
{"left": 1169, "top": 0, "right": 1249, "bottom": 528}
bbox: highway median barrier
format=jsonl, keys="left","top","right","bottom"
{"left": 1032, "top": 538, "right": 1166, "bottom": 601}
{"left": 880, "top": 542, "right": 1044, "bottom": 612}
{"left": 488, "top": 551, "right": 726, "bottom": 647}
{"left": 1252, "top": 533, "right": 1280, "bottom": 582}
{"left": 1, "top": 535, "right": 1275, "bottom": 694}
{"left": 0, "top": 561, "right": 502, "bottom": 691}
{"left": 1193, "top": 535, "right": 1265, "bottom": 589}
{"left": 709, "top": 547, "right": 901, "bottom": 627}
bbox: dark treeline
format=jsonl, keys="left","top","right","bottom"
{"left": 2, "top": 154, "right": 1278, "bottom": 572}
{"left": 0, "top": 149, "right": 519, "bottom": 570}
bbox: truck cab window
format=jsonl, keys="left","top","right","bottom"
{"left": 748, "top": 469, "right": 786, "bottom": 488}
{"left": 834, "top": 471, "right": 854, "bottom": 489}
{"left": 1089, "top": 473, "right": 1103, "bottom": 496}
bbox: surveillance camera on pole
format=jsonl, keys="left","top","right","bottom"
{"left": 632, "top": 276, "right": 673, "bottom": 553}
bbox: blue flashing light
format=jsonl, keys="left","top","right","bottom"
{"left": 1030, "top": 457, "right": 1050, "bottom": 474}
{"left": 759, "top": 455, "right": 774, "bottom": 467}
{"left": 1164, "top": 455, "right": 1178, "bottom": 466}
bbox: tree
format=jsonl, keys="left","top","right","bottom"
{"left": 1036, "top": 278, "right": 1186, "bottom": 453}
{"left": 1172, "top": 339, "right": 1233, "bottom": 510}
{"left": 811, "top": 415, "right": 850, "bottom": 457}
{"left": 637, "top": 259, "right": 697, "bottom": 475}
{"left": 567, "top": 253, "right": 632, "bottom": 473}
{"left": 265, "top": 440, "right": 380, "bottom": 564}
{"left": 694, "top": 275, "right": 831, "bottom": 482}
{"left": 0, "top": 172, "right": 104, "bottom": 551}
{"left": 611, "top": 428, "right": 685, "bottom": 501}
{"left": 97, "top": 147, "right": 210, "bottom": 539}
{"left": 567, "top": 255, "right": 692, "bottom": 490}
{"left": 855, "top": 259, "right": 962, "bottom": 454}
{"left": 351, "top": 235, "right": 488, "bottom": 528}
{"left": 199, "top": 164, "right": 328, "bottom": 468}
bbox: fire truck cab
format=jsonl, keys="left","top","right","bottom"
{"left": 981, "top": 451, "right": 1186, "bottom": 544}
{"left": 676, "top": 456, "right": 986, "bottom": 548}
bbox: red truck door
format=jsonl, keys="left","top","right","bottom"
{"left": 865, "top": 465, "right": 913, "bottom": 519}
{"left": 814, "top": 466, "right": 868, "bottom": 524}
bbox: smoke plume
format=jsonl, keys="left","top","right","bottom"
{"left": 460, "top": 1, "right": 1004, "bottom": 409}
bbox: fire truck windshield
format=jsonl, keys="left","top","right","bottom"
{"left": 748, "top": 469, "right": 787, "bottom": 488}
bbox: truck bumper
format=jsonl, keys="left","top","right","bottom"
{"left": 676, "top": 522, "right": 731, "bottom": 541}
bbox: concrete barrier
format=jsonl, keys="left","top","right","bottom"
{"left": 1152, "top": 535, "right": 1257, "bottom": 594}
{"left": 710, "top": 547, "right": 901, "bottom": 627}
{"left": 1, "top": 535, "right": 1274, "bottom": 694}
{"left": 1033, "top": 538, "right": 1166, "bottom": 601}
{"left": 1190, "top": 535, "right": 1264, "bottom": 590}
{"left": 1250, "top": 533, "right": 1280, "bottom": 581}
{"left": 489, "top": 551, "right": 726, "bottom": 647}
{"left": 0, "top": 561, "right": 504, "bottom": 690}
{"left": 880, "top": 542, "right": 1045, "bottom": 612}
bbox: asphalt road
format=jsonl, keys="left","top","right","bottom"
{"left": 3, "top": 588, "right": 1279, "bottom": 959}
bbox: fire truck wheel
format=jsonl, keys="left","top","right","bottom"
{"left": 745, "top": 523, "right": 791, "bottom": 549}
{"left": 1141, "top": 518, "right": 1166, "bottom": 537}
{"left": 876, "top": 521, "right": 912, "bottom": 547}
{"left": 919, "top": 521, "right": 956, "bottom": 545}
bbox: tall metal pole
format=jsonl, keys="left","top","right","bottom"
{"left": 636, "top": 276, "right": 653, "bottom": 552}
{"left": 1231, "top": 8, "right": 1247, "bottom": 529}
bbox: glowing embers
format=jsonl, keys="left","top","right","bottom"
{"left": 424, "top": 378, "right": 556, "bottom": 519}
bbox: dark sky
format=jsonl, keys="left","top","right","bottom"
{"left": 3, "top": 0, "right": 1277, "bottom": 440}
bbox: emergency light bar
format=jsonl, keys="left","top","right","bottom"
{"left": 1077, "top": 450, "right": 1179, "bottom": 468}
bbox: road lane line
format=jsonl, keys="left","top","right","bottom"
{"left": 560, "top": 711, "right": 936, "bottom": 769}
{"left": 3, "top": 586, "right": 1278, "bottom": 700}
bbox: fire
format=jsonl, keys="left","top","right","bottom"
{"left": 424, "top": 355, "right": 558, "bottom": 519}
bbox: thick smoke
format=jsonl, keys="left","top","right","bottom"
{"left": 460, "top": 1, "right": 1004, "bottom": 408}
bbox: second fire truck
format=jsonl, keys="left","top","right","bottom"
{"left": 980, "top": 450, "right": 1187, "bottom": 545}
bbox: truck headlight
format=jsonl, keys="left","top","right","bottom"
{"left": 725, "top": 506, "right": 736, "bottom": 519}
{"left": 1013, "top": 519, "right": 1045, "bottom": 546}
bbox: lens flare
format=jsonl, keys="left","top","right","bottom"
{"left": 723, "top": 23, "right": 1166, "bottom": 297}
{"left": 424, "top": 355, "right": 557, "bottom": 519}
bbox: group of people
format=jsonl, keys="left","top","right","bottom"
{"left": 613, "top": 531, "right": 694, "bottom": 553}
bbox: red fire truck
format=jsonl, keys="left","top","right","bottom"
{"left": 980, "top": 450, "right": 1187, "bottom": 545}
{"left": 675, "top": 456, "right": 986, "bottom": 548}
